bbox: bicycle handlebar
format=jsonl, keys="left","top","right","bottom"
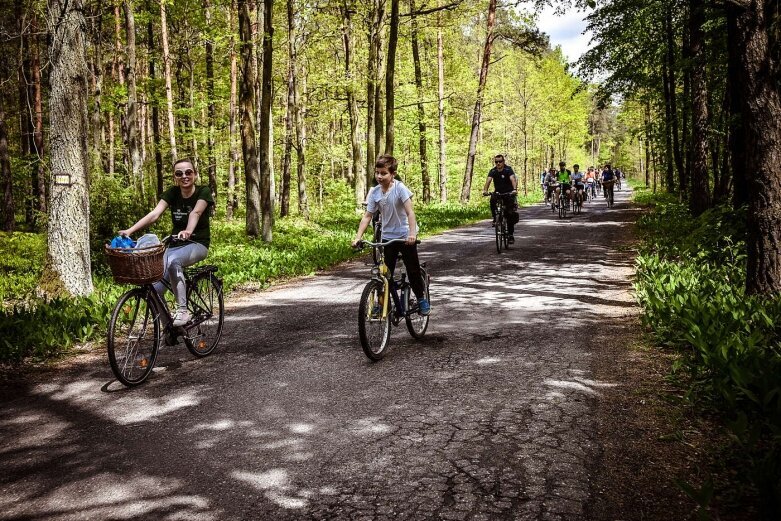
{"left": 355, "top": 238, "right": 421, "bottom": 250}
{"left": 483, "top": 191, "right": 517, "bottom": 196}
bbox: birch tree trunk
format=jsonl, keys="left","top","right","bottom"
{"left": 238, "top": 0, "right": 261, "bottom": 237}
{"left": 295, "top": 64, "right": 309, "bottom": 218}
{"left": 44, "top": 0, "right": 94, "bottom": 297}
{"left": 123, "top": 0, "right": 144, "bottom": 193}
{"left": 160, "top": 0, "right": 177, "bottom": 163}
{"left": 365, "top": 0, "right": 385, "bottom": 183}
{"left": 461, "top": 0, "right": 496, "bottom": 203}
{"left": 259, "top": 0, "right": 274, "bottom": 240}
{"left": 437, "top": 5, "right": 447, "bottom": 202}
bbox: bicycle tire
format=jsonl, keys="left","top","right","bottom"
{"left": 107, "top": 288, "right": 160, "bottom": 386}
{"left": 502, "top": 217, "right": 509, "bottom": 249}
{"left": 495, "top": 213, "right": 502, "bottom": 254}
{"left": 405, "top": 270, "right": 430, "bottom": 339}
{"left": 358, "top": 280, "right": 392, "bottom": 361}
{"left": 184, "top": 273, "right": 224, "bottom": 357}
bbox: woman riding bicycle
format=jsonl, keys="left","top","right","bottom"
{"left": 352, "top": 154, "right": 430, "bottom": 316}
{"left": 119, "top": 158, "right": 215, "bottom": 326}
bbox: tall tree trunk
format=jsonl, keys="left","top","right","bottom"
{"left": 238, "top": 0, "right": 261, "bottom": 237}
{"left": 30, "top": 16, "right": 46, "bottom": 215}
{"left": 665, "top": 9, "right": 685, "bottom": 193}
{"left": 688, "top": 0, "right": 710, "bottom": 216}
{"left": 365, "top": 0, "right": 385, "bottom": 187}
{"left": 409, "top": 0, "right": 430, "bottom": 202}
{"left": 259, "top": 0, "right": 274, "bottom": 240}
{"left": 341, "top": 2, "right": 365, "bottom": 205}
{"left": 727, "top": 2, "right": 748, "bottom": 210}
{"left": 661, "top": 60, "right": 676, "bottom": 192}
{"left": 281, "top": 0, "right": 296, "bottom": 217}
{"left": 205, "top": 0, "right": 218, "bottom": 198}
{"left": 123, "top": 0, "right": 143, "bottom": 193}
{"left": 160, "top": 0, "right": 177, "bottom": 163}
{"left": 437, "top": 4, "right": 447, "bottom": 202}
{"left": 644, "top": 100, "right": 652, "bottom": 188}
{"left": 189, "top": 65, "right": 198, "bottom": 167}
{"left": 90, "top": 9, "right": 104, "bottom": 178}
{"left": 731, "top": 0, "right": 781, "bottom": 295}
{"left": 295, "top": 64, "right": 309, "bottom": 218}
{"left": 461, "top": 0, "right": 496, "bottom": 203}
{"left": 228, "top": 0, "right": 239, "bottom": 219}
{"left": 146, "top": 12, "right": 164, "bottom": 199}
{"left": 384, "top": 0, "right": 399, "bottom": 155}
{"left": 45, "top": 0, "right": 94, "bottom": 297}
{"left": 0, "top": 112, "right": 14, "bottom": 232}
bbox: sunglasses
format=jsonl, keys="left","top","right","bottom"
{"left": 174, "top": 169, "right": 194, "bottom": 178}
{"left": 494, "top": 160, "right": 504, "bottom": 164}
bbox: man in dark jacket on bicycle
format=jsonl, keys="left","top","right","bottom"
{"left": 482, "top": 154, "right": 519, "bottom": 244}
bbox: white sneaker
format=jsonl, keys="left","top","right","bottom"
{"left": 172, "top": 309, "right": 192, "bottom": 327}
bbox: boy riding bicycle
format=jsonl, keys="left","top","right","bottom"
{"left": 352, "top": 155, "right": 430, "bottom": 316}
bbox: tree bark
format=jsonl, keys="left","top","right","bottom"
{"left": 281, "top": 0, "right": 296, "bottom": 217}
{"left": 259, "top": 0, "right": 274, "bottom": 240}
{"left": 437, "top": 4, "right": 447, "bottom": 202}
{"left": 665, "top": 9, "right": 685, "bottom": 193}
{"left": 409, "top": 0, "right": 430, "bottom": 202}
{"left": 0, "top": 112, "right": 14, "bottom": 232}
{"left": 228, "top": 0, "right": 239, "bottom": 219}
{"left": 295, "top": 63, "right": 309, "bottom": 218}
{"left": 123, "top": 0, "right": 144, "bottom": 193}
{"left": 461, "top": 0, "right": 496, "bottom": 203}
{"left": 384, "top": 0, "right": 399, "bottom": 155}
{"left": 341, "top": 2, "right": 365, "bottom": 205}
{"left": 30, "top": 15, "right": 46, "bottom": 216}
{"left": 205, "top": 0, "right": 218, "bottom": 199}
{"left": 688, "top": 0, "right": 710, "bottom": 216}
{"left": 732, "top": 0, "right": 781, "bottom": 295}
{"left": 238, "top": 0, "right": 261, "bottom": 237}
{"left": 160, "top": 0, "right": 177, "bottom": 163}
{"left": 146, "top": 12, "right": 164, "bottom": 199}
{"left": 365, "top": 0, "right": 385, "bottom": 188}
{"left": 661, "top": 59, "right": 676, "bottom": 193}
{"left": 727, "top": 2, "right": 748, "bottom": 210}
{"left": 44, "top": 0, "right": 94, "bottom": 297}
{"left": 90, "top": 8, "right": 104, "bottom": 179}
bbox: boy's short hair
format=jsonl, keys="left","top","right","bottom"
{"left": 375, "top": 154, "right": 398, "bottom": 173}
{"left": 573, "top": 164, "right": 580, "bottom": 169}
{"left": 559, "top": 161, "right": 566, "bottom": 167}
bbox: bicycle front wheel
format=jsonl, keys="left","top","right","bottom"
{"left": 358, "top": 280, "right": 392, "bottom": 361}
{"left": 108, "top": 288, "right": 160, "bottom": 387}
{"left": 494, "top": 214, "right": 503, "bottom": 254}
{"left": 405, "top": 271, "right": 430, "bottom": 339}
{"left": 185, "top": 273, "right": 224, "bottom": 357}
{"left": 502, "top": 217, "right": 509, "bottom": 249}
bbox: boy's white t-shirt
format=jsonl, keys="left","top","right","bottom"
{"left": 366, "top": 180, "right": 418, "bottom": 240}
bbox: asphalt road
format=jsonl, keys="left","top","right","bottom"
{"left": 0, "top": 186, "right": 641, "bottom": 520}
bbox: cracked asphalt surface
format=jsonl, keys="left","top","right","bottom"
{"left": 0, "top": 187, "right": 642, "bottom": 520}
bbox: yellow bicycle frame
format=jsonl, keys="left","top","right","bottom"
{"left": 379, "top": 262, "right": 390, "bottom": 318}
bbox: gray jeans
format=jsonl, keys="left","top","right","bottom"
{"left": 153, "top": 242, "right": 208, "bottom": 309}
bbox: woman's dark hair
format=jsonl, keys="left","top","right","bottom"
{"left": 173, "top": 157, "right": 197, "bottom": 173}
{"left": 375, "top": 154, "right": 398, "bottom": 173}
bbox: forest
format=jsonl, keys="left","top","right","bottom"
{"left": 1, "top": 0, "right": 780, "bottom": 515}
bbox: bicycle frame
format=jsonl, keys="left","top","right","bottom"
{"left": 362, "top": 239, "right": 417, "bottom": 322}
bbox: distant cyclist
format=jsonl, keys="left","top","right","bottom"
{"left": 571, "top": 164, "right": 586, "bottom": 207}
{"left": 555, "top": 161, "right": 572, "bottom": 209}
{"left": 543, "top": 168, "right": 558, "bottom": 206}
{"left": 601, "top": 164, "right": 616, "bottom": 201}
{"left": 482, "top": 154, "right": 518, "bottom": 244}
{"left": 585, "top": 166, "right": 597, "bottom": 200}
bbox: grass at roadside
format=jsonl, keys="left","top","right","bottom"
{"left": 631, "top": 188, "right": 781, "bottom": 518}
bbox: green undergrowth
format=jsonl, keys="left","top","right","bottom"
{"left": 1, "top": 194, "right": 491, "bottom": 363}
{"left": 632, "top": 189, "right": 781, "bottom": 517}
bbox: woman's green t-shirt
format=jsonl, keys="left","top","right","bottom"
{"left": 161, "top": 185, "right": 214, "bottom": 248}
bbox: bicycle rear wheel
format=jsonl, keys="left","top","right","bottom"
{"left": 358, "top": 280, "right": 392, "bottom": 360}
{"left": 108, "top": 288, "right": 160, "bottom": 386}
{"left": 502, "top": 217, "right": 509, "bottom": 249}
{"left": 406, "top": 270, "right": 430, "bottom": 339}
{"left": 185, "top": 273, "right": 224, "bottom": 357}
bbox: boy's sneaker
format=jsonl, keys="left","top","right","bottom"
{"left": 172, "top": 308, "right": 192, "bottom": 327}
{"left": 508, "top": 236, "right": 515, "bottom": 244}
{"left": 418, "top": 298, "right": 430, "bottom": 316}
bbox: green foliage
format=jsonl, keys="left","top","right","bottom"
{"left": 634, "top": 193, "right": 781, "bottom": 514}
{"left": 0, "top": 232, "right": 46, "bottom": 303}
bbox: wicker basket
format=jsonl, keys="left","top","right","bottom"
{"left": 105, "top": 243, "right": 165, "bottom": 285}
